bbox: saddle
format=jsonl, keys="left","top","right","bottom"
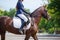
{"left": 13, "top": 16, "right": 31, "bottom": 30}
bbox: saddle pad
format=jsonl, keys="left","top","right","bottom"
{"left": 13, "top": 16, "right": 31, "bottom": 30}
{"left": 13, "top": 17, "right": 22, "bottom": 28}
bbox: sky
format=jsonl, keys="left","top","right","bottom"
{"left": 0, "top": 0, "right": 48, "bottom": 12}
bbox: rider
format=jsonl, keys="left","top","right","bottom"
{"left": 16, "top": 0, "right": 30, "bottom": 34}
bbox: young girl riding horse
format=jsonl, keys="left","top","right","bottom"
{"left": 16, "top": 0, "right": 30, "bottom": 34}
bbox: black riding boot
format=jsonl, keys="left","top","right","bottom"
{"left": 19, "top": 22, "right": 25, "bottom": 34}
{"left": 19, "top": 20, "right": 30, "bottom": 34}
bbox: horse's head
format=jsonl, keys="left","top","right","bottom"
{"left": 39, "top": 6, "right": 50, "bottom": 20}
{"left": 31, "top": 6, "right": 51, "bottom": 22}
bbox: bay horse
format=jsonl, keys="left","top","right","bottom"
{"left": 0, "top": 6, "right": 50, "bottom": 40}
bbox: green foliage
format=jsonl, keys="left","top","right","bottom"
{"left": 0, "top": 10, "right": 4, "bottom": 16}
{"left": 0, "top": 8, "right": 16, "bottom": 18}
{"left": 38, "top": 17, "right": 55, "bottom": 33}
{"left": 0, "top": 8, "right": 30, "bottom": 18}
{"left": 24, "top": 8, "right": 30, "bottom": 13}
{"left": 8, "top": 9, "right": 16, "bottom": 18}
{"left": 48, "top": 27, "right": 54, "bottom": 34}
{"left": 4, "top": 10, "right": 9, "bottom": 16}
{"left": 48, "top": 0, "right": 60, "bottom": 27}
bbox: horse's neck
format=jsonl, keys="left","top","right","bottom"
{"left": 31, "top": 7, "right": 42, "bottom": 25}
{"left": 34, "top": 16, "right": 41, "bottom": 25}
{"left": 31, "top": 13, "right": 41, "bottom": 25}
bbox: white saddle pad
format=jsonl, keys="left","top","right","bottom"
{"left": 13, "top": 17, "right": 22, "bottom": 28}
{"left": 13, "top": 16, "right": 31, "bottom": 30}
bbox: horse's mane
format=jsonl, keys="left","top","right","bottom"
{"left": 31, "top": 7, "right": 41, "bottom": 14}
{"left": 31, "top": 6, "right": 43, "bottom": 14}
{"left": 31, "top": 6, "right": 42, "bottom": 17}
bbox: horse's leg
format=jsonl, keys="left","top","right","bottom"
{"left": 31, "top": 34, "right": 38, "bottom": 40}
{"left": 1, "top": 31, "right": 6, "bottom": 40}
{"left": 24, "top": 33, "right": 31, "bottom": 40}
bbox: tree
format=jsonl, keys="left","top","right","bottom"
{"left": 38, "top": 0, "right": 60, "bottom": 33}
{"left": 0, "top": 8, "right": 30, "bottom": 17}
{"left": 8, "top": 8, "right": 16, "bottom": 18}
{"left": 47, "top": 0, "right": 60, "bottom": 33}
{"left": 0, "top": 10, "right": 4, "bottom": 16}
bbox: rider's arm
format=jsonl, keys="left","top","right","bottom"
{"left": 19, "top": 2, "right": 29, "bottom": 14}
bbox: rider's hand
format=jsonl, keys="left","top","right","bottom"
{"left": 28, "top": 13, "right": 32, "bottom": 17}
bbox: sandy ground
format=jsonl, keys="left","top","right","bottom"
{"left": 0, "top": 32, "right": 60, "bottom": 40}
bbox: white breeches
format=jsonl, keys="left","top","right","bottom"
{"left": 17, "top": 14, "right": 28, "bottom": 22}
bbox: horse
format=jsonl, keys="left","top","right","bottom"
{"left": 0, "top": 6, "right": 50, "bottom": 40}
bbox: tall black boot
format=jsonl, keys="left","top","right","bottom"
{"left": 19, "top": 22, "right": 25, "bottom": 34}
